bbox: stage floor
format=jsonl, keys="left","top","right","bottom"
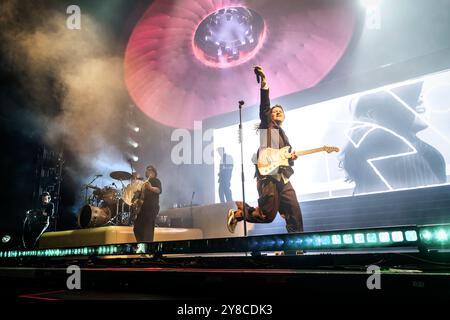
{"left": 2, "top": 251, "right": 450, "bottom": 301}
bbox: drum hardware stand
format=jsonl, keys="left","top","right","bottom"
{"left": 190, "top": 191, "right": 195, "bottom": 214}
{"left": 105, "top": 173, "right": 132, "bottom": 226}
{"left": 103, "top": 192, "right": 123, "bottom": 226}
{"left": 104, "top": 201, "right": 120, "bottom": 226}
{"left": 83, "top": 174, "right": 102, "bottom": 204}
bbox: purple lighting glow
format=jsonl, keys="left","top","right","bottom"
{"left": 124, "top": 0, "right": 356, "bottom": 128}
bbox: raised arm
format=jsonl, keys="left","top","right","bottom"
{"left": 254, "top": 66, "right": 271, "bottom": 124}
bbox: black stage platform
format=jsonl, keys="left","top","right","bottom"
{"left": 2, "top": 222, "right": 450, "bottom": 303}
{"left": 1, "top": 251, "right": 450, "bottom": 301}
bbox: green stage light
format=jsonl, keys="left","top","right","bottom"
{"left": 436, "top": 229, "right": 448, "bottom": 242}
{"left": 379, "top": 232, "right": 390, "bottom": 243}
{"left": 354, "top": 233, "right": 365, "bottom": 244}
{"left": 313, "top": 236, "right": 321, "bottom": 247}
{"left": 0, "top": 225, "right": 429, "bottom": 260}
{"left": 405, "top": 230, "right": 418, "bottom": 242}
{"left": 417, "top": 224, "right": 450, "bottom": 250}
{"left": 343, "top": 234, "right": 353, "bottom": 244}
{"left": 320, "top": 235, "right": 331, "bottom": 246}
{"left": 366, "top": 233, "right": 377, "bottom": 243}
{"left": 391, "top": 231, "right": 404, "bottom": 242}
{"left": 331, "top": 235, "right": 342, "bottom": 245}
{"left": 420, "top": 230, "right": 431, "bottom": 241}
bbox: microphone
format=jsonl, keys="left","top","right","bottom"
{"left": 254, "top": 68, "right": 260, "bottom": 83}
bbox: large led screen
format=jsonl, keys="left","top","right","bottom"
{"left": 213, "top": 70, "right": 450, "bottom": 203}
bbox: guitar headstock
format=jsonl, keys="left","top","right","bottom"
{"left": 323, "top": 146, "right": 340, "bottom": 153}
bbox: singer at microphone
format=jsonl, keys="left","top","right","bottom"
{"left": 226, "top": 65, "right": 304, "bottom": 236}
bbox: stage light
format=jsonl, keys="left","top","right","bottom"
{"left": 405, "top": 231, "right": 418, "bottom": 242}
{"left": 366, "top": 233, "right": 377, "bottom": 243}
{"left": 331, "top": 235, "right": 342, "bottom": 245}
{"left": 436, "top": 229, "right": 448, "bottom": 242}
{"left": 1, "top": 235, "right": 11, "bottom": 243}
{"left": 127, "top": 123, "right": 140, "bottom": 133}
{"left": 420, "top": 229, "right": 432, "bottom": 241}
{"left": 343, "top": 234, "right": 353, "bottom": 244}
{"left": 128, "top": 138, "right": 139, "bottom": 148}
{"left": 392, "top": 231, "right": 404, "bottom": 242}
{"left": 354, "top": 233, "right": 365, "bottom": 244}
{"left": 320, "top": 235, "right": 331, "bottom": 246}
{"left": 378, "top": 232, "right": 390, "bottom": 243}
{"left": 418, "top": 225, "right": 450, "bottom": 250}
{"left": 3, "top": 225, "right": 446, "bottom": 260}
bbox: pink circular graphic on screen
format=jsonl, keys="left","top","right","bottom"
{"left": 124, "top": 0, "right": 357, "bottom": 128}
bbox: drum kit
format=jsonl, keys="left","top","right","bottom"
{"left": 77, "top": 171, "right": 144, "bottom": 228}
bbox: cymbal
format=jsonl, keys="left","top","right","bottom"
{"left": 110, "top": 171, "right": 132, "bottom": 181}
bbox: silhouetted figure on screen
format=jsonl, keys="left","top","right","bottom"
{"left": 341, "top": 82, "right": 446, "bottom": 194}
{"left": 217, "top": 147, "right": 233, "bottom": 203}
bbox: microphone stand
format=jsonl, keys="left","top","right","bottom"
{"left": 238, "top": 100, "right": 248, "bottom": 237}
{"left": 190, "top": 191, "right": 195, "bottom": 222}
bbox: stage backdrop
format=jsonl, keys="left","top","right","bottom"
{"left": 213, "top": 69, "right": 450, "bottom": 203}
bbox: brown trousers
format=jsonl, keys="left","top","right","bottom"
{"left": 237, "top": 177, "right": 303, "bottom": 233}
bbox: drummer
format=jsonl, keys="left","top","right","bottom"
{"left": 124, "top": 172, "right": 144, "bottom": 204}
{"left": 131, "top": 171, "right": 143, "bottom": 182}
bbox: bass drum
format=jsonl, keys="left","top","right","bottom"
{"left": 77, "top": 204, "right": 111, "bottom": 228}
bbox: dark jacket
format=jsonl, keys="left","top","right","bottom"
{"left": 257, "top": 88, "right": 294, "bottom": 179}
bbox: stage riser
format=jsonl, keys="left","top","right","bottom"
{"left": 39, "top": 226, "right": 202, "bottom": 249}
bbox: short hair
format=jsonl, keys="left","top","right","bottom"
{"left": 146, "top": 165, "right": 157, "bottom": 178}
{"left": 41, "top": 192, "right": 51, "bottom": 198}
{"left": 271, "top": 104, "right": 284, "bottom": 112}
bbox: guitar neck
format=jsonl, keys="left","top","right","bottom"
{"left": 294, "top": 147, "right": 326, "bottom": 157}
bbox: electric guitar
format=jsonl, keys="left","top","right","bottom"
{"left": 132, "top": 179, "right": 148, "bottom": 216}
{"left": 257, "top": 145, "right": 340, "bottom": 176}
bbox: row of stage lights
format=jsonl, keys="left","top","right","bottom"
{"left": 1, "top": 224, "right": 449, "bottom": 260}
{"left": 126, "top": 105, "right": 140, "bottom": 162}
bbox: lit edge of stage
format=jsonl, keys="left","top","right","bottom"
{"left": 1, "top": 224, "right": 450, "bottom": 260}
